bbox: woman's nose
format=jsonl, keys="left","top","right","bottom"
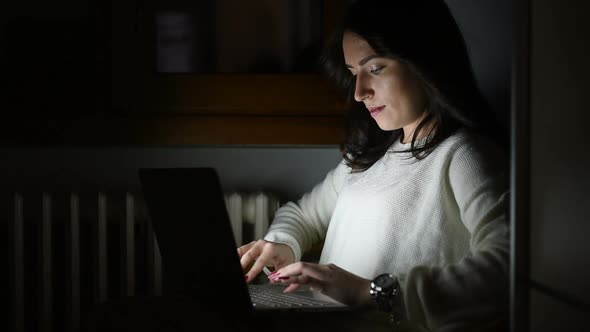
{"left": 353, "top": 75, "right": 372, "bottom": 102}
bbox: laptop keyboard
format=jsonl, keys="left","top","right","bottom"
{"left": 248, "top": 284, "right": 336, "bottom": 308}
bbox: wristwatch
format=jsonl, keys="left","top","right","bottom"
{"left": 370, "top": 273, "right": 399, "bottom": 313}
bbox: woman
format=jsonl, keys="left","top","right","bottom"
{"left": 238, "top": 0, "right": 509, "bottom": 330}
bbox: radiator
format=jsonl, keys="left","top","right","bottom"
{"left": 5, "top": 191, "right": 280, "bottom": 332}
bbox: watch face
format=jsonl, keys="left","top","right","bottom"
{"left": 374, "top": 273, "right": 395, "bottom": 291}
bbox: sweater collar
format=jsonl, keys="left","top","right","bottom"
{"left": 388, "top": 136, "right": 429, "bottom": 152}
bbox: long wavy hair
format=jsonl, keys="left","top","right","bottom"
{"left": 321, "top": 0, "right": 504, "bottom": 172}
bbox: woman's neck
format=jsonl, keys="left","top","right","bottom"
{"left": 401, "top": 113, "right": 435, "bottom": 143}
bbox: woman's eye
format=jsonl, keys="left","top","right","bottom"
{"left": 370, "top": 66, "right": 384, "bottom": 74}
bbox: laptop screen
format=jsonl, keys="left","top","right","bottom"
{"left": 138, "top": 167, "right": 253, "bottom": 313}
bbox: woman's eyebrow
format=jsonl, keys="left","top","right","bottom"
{"left": 345, "top": 54, "right": 380, "bottom": 68}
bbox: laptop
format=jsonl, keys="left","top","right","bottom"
{"left": 137, "top": 167, "right": 349, "bottom": 315}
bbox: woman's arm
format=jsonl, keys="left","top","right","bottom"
{"left": 264, "top": 160, "right": 349, "bottom": 261}
{"left": 400, "top": 141, "right": 510, "bottom": 331}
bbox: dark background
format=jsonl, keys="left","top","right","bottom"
{"left": 2, "top": 0, "right": 589, "bottom": 331}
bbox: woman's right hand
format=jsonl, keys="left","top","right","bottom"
{"left": 237, "top": 240, "right": 295, "bottom": 283}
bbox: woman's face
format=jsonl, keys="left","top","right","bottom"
{"left": 342, "top": 31, "right": 427, "bottom": 134}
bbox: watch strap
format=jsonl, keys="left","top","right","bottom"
{"left": 370, "top": 274, "right": 402, "bottom": 325}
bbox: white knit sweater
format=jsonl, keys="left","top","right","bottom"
{"left": 264, "top": 129, "right": 510, "bottom": 331}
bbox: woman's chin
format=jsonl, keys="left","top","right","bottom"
{"left": 374, "top": 121, "right": 400, "bottom": 132}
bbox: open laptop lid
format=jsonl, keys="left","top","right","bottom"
{"left": 138, "top": 167, "right": 253, "bottom": 314}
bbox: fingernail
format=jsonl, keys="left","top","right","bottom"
{"left": 245, "top": 275, "right": 249, "bottom": 282}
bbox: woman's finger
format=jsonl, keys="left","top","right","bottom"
{"left": 278, "top": 274, "right": 326, "bottom": 294}
{"left": 283, "top": 283, "right": 301, "bottom": 293}
{"left": 236, "top": 241, "right": 256, "bottom": 258}
{"left": 245, "top": 252, "right": 273, "bottom": 282}
{"left": 274, "top": 262, "right": 328, "bottom": 282}
{"left": 239, "top": 241, "right": 262, "bottom": 270}
{"left": 269, "top": 263, "right": 332, "bottom": 294}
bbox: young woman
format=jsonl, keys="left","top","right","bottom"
{"left": 238, "top": 0, "right": 509, "bottom": 330}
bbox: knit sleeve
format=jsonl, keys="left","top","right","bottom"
{"left": 398, "top": 140, "right": 510, "bottom": 331}
{"left": 263, "top": 160, "right": 349, "bottom": 261}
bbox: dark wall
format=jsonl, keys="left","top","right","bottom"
{"left": 1, "top": 1, "right": 106, "bottom": 107}
{"left": 446, "top": 0, "right": 512, "bottom": 131}
{"left": 525, "top": 0, "right": 590, "bottom": 329}
{"left": 0, "top": 146, "right": 341, "bottom": 203}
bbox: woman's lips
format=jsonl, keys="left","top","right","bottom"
{"left": 368, "top": 106, "right": 385, "bottom": 118}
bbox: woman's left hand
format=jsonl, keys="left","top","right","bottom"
{"left": 268, "top": 262, "right": 373, "bottom": 307}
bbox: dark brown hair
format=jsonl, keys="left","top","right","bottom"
{"left": 321, "top": 0, "right": 504, "bottom": 171}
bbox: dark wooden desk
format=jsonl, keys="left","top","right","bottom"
{"left": 80, "top": 296, "right": 397, "bottom": 332}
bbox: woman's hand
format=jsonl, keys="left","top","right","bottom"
{"left": 237, "top": 240, "right": 295, "bottom": 282}
{"left": 268, "top": 262, "right": 373, "bottom": 307}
